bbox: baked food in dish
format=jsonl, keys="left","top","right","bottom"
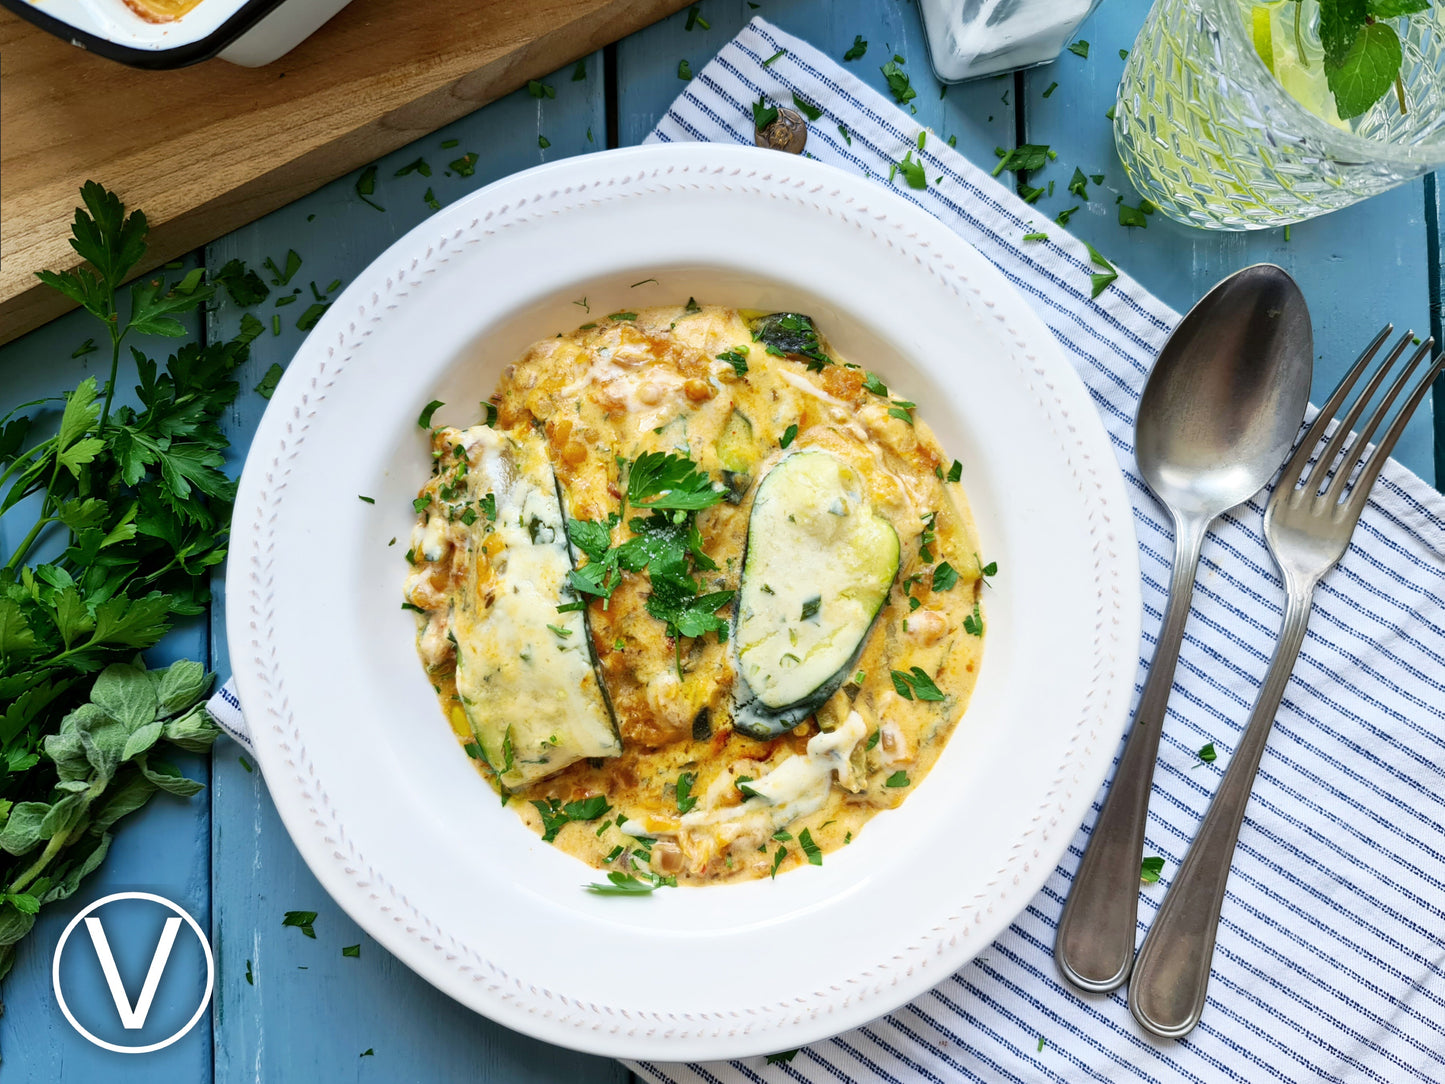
{"left": 403, "top": 303, "right": 988, "bottom": 885}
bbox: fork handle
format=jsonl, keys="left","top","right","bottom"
{"left": 1055, "top": 512, "right": 1209, "bottom": 993}
{"left": 1128, "top": 575, "right": 1317, "bottom": 1038}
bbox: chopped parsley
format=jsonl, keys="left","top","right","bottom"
{"left": 678, "top": 59, "right": 693, "bottom": 80}
{"left": 717, "top": 346, "right": 749, "bottom": 375}
{"left": 752, "top": 94, "right": 778, "bottom": 131}
{"left": 762, "top": 48, "right": 786, "bottom": 67}
{"left": 798, "top": 828, "right": 822, "bottom": 865}
{"left": 770, "top": 845, "right": 788, "bottom": 878}
{"left": 545, "top": 622, "right": 572, "bottom": 638}
{"left": 1141, "top": 856, "right": 1164, "bottom": 883}
{"left": 780, "top": 423, "right": 798, "bottom": 448}
{"left": 1084, "top": 240, "right": 1118, "bottom": 299}
{"left": 946, "top": 459, "right": 962, "bottom": 484}
{"left": 1119, "top": 201, "right": 1149, "bottom": 228}
{"left": 254, "top": 363, "right": 284, "bottom": 400}
{"left": 843, "top": 35, "right": 867, "bottom": 61}
{"left": 880, "top": 58, "right": 916, "bottom": 105}
{"left": 866, "top": 729, "right": 881, "bottom": 750}
{"left": 1067, "top": 39, "right": 1090, "bottom": 58}
{"left": 393, "top": 157, "right": 431, "bottom": 178}
{"left": 538, "top": 135, "right": 551, "bottom": 149}
{"left": 884, "top": 770, "right": 910, "bottom": 788}
{"left": 1056, "top": 206, "right": 1080, "bottom": 226}
{"left": 527, "top": 79, "right": 555, "bottom": 99}
{"left": 676, "top": 771, "right": 698, "bottom": 814}
{"left": 342, "top": 944, "right": 360, "bottom": 958}
{"left": 1199, "top": 742, "right": 1217, "bottom": 763}
{"left": 1068, "top": 168, "right": 1089, "bottom": 199}
{"left": 863, "top": 371, "right": 888, "bottom": 396}
{"left": 791, "top": 92, "right": 823, "bottom": 120}
{"left": 355, "top": 164, "right": 384, "bottom": 211}
{"left": 1042, "top": 81, "right": 1058, "bottom": 98}
{"left": 450, "top": 152, "right": 478, "bottom": 177}
{"left": 963, "top": 602, "right": 984, "bottom": 637}
{"left": 992, "top": 144, "right": 1053, "bottom": 177}
{"left": 1022, "top": 230, "right": 1049, "bottom": 242}
{"left": 890, "top": 667, "right": 945, "bottom": 702}
{"left": 838, "top": 123, "right": 852, "bottom": 145}
{"left": 585, "top": 870, "right": 673, "bottom": 895}
{"left": 531, "top": 794, "right": 611, "bottom": 843}
{"left": 417, "top": 399, "right": 444, "bottom": 428}
{"left": 282, "top": 910, "right": 318, "bottom": 938}
{"left": 931, "top": 562, "right": 959, "bottom": 592}
{"left": 608, "top": 311, "right": 637, "bottom": 321}
{"left": 896, "top": 151, "right": 928, "bottom": 190}
{"left": 683, "top": 3, "right": 708, "bottom": 31}
{"left": 800, "top": 595, "right": 821, "bottom": 620}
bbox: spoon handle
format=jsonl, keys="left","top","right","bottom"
{"left": 1128, "top": 577, "right": 1316, "bottom": 1037}
{"left": 1054, "top": 513, "right": 1208, "bottom": 993}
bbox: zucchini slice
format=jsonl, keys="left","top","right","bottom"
{"left": 440, "top": 425, "right": 621, "bottom": 787}
{"left": 731, "top": 451, "right": 899, "bottom": 738}
{"left": 715, "top": 409, "right": 754, "bottom": 504}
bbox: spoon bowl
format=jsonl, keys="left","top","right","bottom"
{"left": 1055, "top": 263, "right": 1312, "bottom": 994}
{"left": 1136, "top": 264, "right": 1313, "bottom": 517}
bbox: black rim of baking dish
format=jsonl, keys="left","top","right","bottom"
{"left": 1, "top": 0, "right": 290, "bottom": 69}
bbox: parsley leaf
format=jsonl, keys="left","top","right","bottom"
{"left": 628, "top": 452, "right": 723, "bottom": 510}
{"left": 753, "top": 95, "right": 779, "bottom": 131}
{"left": 282, "top": 910, "right": 318, "bottom": 938}
{"left": 1198, "top": 742, "right": 1217, "bottom": 763}
{"left": 885, "top": 770, "right": 910, "bottom": 788}
{"left": 843, "top": 35, "right": 867, "bottom": 61}
{"left": 798, "top": 828, "right": 822, "bottom": 865}
{"left": 417, "top": 400, "right": 444, "bottom": 428}
{"left": 1140, "top": 856, "right": 1164, "bottom": 883}
{"left": 676, "top": 771, "right": 698, "bottom": 814}
{"left": 1083, "top": 240, "right": 1118, "bottom": 299}
{"left": 1067, "top": 39, "right": 1090, "bottom": 58}
{"left": 931, "top": 562, "right": 959, "bottom": 592}
{"left": 791, "top": 92, "right": 823, "bottom": 120}
{"left": 991, "top": 143, "right": 1052, "bottom": 176}
{"left": 880, "top": 59, "right": 916, "bottom": 104}
{"left": 780, "top": 424, "right": 798, "bottom": 449}
{"left": 717, "top": 347, "right": 749, "bottom": 375}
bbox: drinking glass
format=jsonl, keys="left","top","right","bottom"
{"left": 1114, "top": 0, "right": 1445, "bottom": 229}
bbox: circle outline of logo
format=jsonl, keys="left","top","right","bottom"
{"left": 52, "top": 891, "right": 215, "bottom": 1054}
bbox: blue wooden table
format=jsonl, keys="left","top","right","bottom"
{"left": 2, "top": 1, "right": 1440, "bottom": 1079}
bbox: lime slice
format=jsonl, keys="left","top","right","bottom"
{"left": 1251, "top": 5, "right": 1275, "bottom": 73}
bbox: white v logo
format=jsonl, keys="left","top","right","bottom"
{"left": 83, "top": 915, "right": 183, "bottom": 1029}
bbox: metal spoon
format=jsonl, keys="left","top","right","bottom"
{"left": 1054, "top": 264, "right": 1312, "bottom": 993}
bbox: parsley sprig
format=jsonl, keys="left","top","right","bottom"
{"left": 0, "top": 184, "right": 239, "bottom": 991}
{"left": 566, "top": 453, "right": 732, "bottom": 676}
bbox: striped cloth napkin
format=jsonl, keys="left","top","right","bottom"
{"left": 626, "top": 17, "right": 1445, "bottom": 1084}
{"left": 207, "top": 17, "right": 1445, "bottom": 1082}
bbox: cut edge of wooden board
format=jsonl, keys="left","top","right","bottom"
{"left": 0, "top": 0, "right": 690, "bottom": 347}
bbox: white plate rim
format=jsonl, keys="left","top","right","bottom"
{"left": 227, "top": 143, "right": 1141, "bottom": 1060}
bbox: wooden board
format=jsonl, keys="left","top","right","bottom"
{"left": 0, "top": 0, "right": 690, "bottom": 346}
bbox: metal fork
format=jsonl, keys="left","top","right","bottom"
{"left": 1127, "top": 326, "right": 1444, "bottom": 1040}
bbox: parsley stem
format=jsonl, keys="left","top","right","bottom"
{"left": 1395, "top": 72, "right": 1407, "bottom": 115}
{"left": 2, "top": 513, "right": 57, "bottom": 575}
{"left": 98, "top": 328, "right": 125, "bottom": 433}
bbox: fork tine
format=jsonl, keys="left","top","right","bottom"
{"left": 1304, "top": 329, "right": 1414, "bottom": 496}
{"left": 1335, "top": 339, "right": 1443, "bottom": 519}
{"left": 1322, "top": 335, "right": 1433, "bottom": 507}
{"left": 1274, "top": 324, "right": 1391, "bottom": 495}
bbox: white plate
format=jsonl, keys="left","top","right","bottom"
{"left": 228, "top": 143, "right": 1140, "bottom": 1061}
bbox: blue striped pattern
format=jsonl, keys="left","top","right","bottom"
{"left": 628, "top": 19, "right": 1445, "bottom": 1083}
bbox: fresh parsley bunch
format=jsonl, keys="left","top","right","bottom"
{"left": 1305, "top": 0, "right": 1432, "bottom": 118}
{"left": 0, "top": 182, "right": 245, "bottom": 996}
